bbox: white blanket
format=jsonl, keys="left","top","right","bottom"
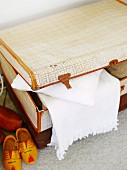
{"left": 11, "top": 70, "right": 102, "bottom": 105}
{"left": 38, "top": 70, "right": 120, "bottom": 160}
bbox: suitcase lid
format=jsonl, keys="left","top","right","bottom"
{"left": 0, "top": 0, "right": 127, "bottom": 90}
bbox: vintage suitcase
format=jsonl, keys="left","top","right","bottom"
{"left": 1, "top": 51, "right": 127, "bottom": 148}
{"left": 0, "top": 0, "right": 127, "bottom": 148}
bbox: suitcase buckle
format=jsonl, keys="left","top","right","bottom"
{"left": 58, "top": 73, "right": 72, "bottom": 89}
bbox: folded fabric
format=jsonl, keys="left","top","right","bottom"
{"left": 38, "top": 70, "right": 120, "bottom": 160}
{"left": 11, "top": 69, "right": 102, "bottom": 105}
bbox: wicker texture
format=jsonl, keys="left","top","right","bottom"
{"left": 1, "top": 0, "right": 127, "bottom": 88}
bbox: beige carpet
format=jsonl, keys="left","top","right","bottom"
{"left": 0, "top": 89, "right": 127, "bottom": 170}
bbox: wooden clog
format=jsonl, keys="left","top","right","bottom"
{"left": 3, "top": 135, "right": 22, "bottom": 170}
{"left": 16, "top": 128, "right": 38, "bottom": 164}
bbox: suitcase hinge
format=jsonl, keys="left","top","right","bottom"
{"left": 58, "top": 73, "right": 72, "bottom": 89}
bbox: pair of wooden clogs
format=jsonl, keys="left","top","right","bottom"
{"left": 2, "top": 128, "right": 38, "bottom": 170}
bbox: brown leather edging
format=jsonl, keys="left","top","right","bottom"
{"left": 116, "top": 0, "right": 127, "bottom": 6}
{"left": 28, "top": 93, "right": 48, "bottom": 133}
{"left": 38, "top": 59, "right": 127, "bottom": 89}
{"left": 0, "top": 52, "right": 34, "bottom": 89}
{"left": 36, "top": 108, "right": 44, "bottom": 133}
{"left": 0, "top": 38, "right": 39, "bottom": 90}
{"left": 120, "top": 76, "right": 127, "bottom": 81}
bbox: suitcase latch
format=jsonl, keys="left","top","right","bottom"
{"left": 58, "top": 73, "right": 72, "bottom": 89}
{"left": 109, "top": 59, "right": 118, "bottom": 66}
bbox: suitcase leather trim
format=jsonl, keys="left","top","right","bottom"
{"left": 116, "top": 0, "right": 127, "bottom": 6}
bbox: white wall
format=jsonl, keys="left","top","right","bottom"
{"left": 0, "top": 0, "right": 99, "bottom": 29}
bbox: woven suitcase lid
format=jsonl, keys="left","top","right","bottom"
{"left": 0, "top": 0, "right": 127, "bottom": 90}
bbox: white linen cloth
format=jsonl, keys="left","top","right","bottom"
{"left": 38, "top": 70, "right": 120, "bottom": 160}
{"left": 11, "top": 70, "right": 102, "bottom": 105}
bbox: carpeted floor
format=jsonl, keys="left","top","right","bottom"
{"left": 0, "top": 89, "right": 127, "bottom": 170}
